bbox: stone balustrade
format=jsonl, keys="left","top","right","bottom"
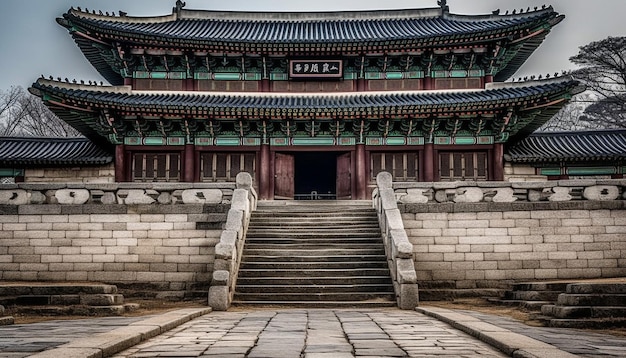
{"left": 208, "top": 173, "right": 257, "bottom": 311}
{"left": 392, "top": 179, "right": 626, "bottom": 206}
{"left": 0, "top": 183, "right": 238, "bottom": 207}
{"left": 373, "top": 172, "right": 419, "bottom": 309}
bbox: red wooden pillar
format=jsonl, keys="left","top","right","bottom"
{"left": 484, "top": 74, "right": 494, "bottom": 85}
{"left": 423, "top": 143, "right": 435, "bottom": 182}
{"left": 355, "top": 144, "right": 367, "bottom": 200}
{"left": 493, "top": 143, "right": 505, "bottom": 181}
{"left": 261, "top": 79, "right": 271, "bottom": 92}
{"left": 356, "top": 78, "right": 366, "bottom": 92}
{"left": 115, "top": 144, "right": 126, "bottom": 183}
{"left": 183, "top": 144, "right": 195, "bottom": 182}
{"left": 259, "top": 143, "right": 271, "bottom": 200}
{"left": 423, "top": 76, "right": 434, "bottom": 91}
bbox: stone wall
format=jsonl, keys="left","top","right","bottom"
{"left": 394, "top": 180, "right": 626, "bottom": 292}
{"left": 25, "top": 164, "right": 115, "bottom": 184}
{"left": 0, "top": 183, "right": 236, "bottom": 299}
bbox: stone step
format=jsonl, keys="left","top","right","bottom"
{"left": 246, "top": 232, "right": 383, "bottom": 239}
{"left": 236, "top": 284, "right": 394, "bottom": 294}
{"left": 234, "top": 292, "right": 395, "bottom": 302}
{"left": 246, "top": 236, "right": 382, "bottom": 246}
{"left": 503, "top": 290, "right": 562, "bottom": 301}
{"left": 243, "top": 244, "right": 385, "bottom": 251}
{"left": 232, "top": 300, "right": 397, "bottom": 308}
{"left": 0, "top": 316, "right": 14, "bottom": 326}
{"left": 254, "top": 207, "right": 377, "bottom": 218}
{"left": 14, "top": 304, "right": 138, "bottom": 316}
{"left": 248, "top": 221, "right": 380, "bottom": 227}
{"left": 557, "top": 293, "right": 626, "bottom": 306}
{"left": 511, "top": 282, "right": 570, "bottom": 292}
{"left": 0, "top": 284, "right": 118, "bottom": 296}
{"left": 238, "top": 268, "right": 391, "bottom": 278}
{"left": 242, "top": 254, "right": 388, "bottom": 263}
{"left": 547, "top": 305, "right": 626, "bottom": 319}
{"left": 242, "top": 248, "right": 386, "bottom": 256}
{"left": 487, "top": 299, "right": 553, "bottom": 311}
{"left": 240, "top": 261, "right": 387, "bottom": 270}
{"left": 548, "top": 317, "right": 626, "bottom": 329}
{"left": 566, "top": 283, "right": 626, "bottom": 294}
{"left": 237, "top": 276, "right": 393, "bottom": 286}
{"left": 249, "top": 223, "right": 378, "bottom": 233}
{"left": 0, "top": 294, "right": 125, "bottom": 307}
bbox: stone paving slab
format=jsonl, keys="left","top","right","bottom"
{"left": 0, "top": 308, "right": 212, "bottom": 358}
{"left": 436, "top": 308, "right": 626, "bottom": 358}
{"left": 113, "top": 309, "right": 506, "bottom": 357}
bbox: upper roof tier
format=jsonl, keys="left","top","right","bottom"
{"left": 58, "top": 5, "right": 564, "bottom": 85}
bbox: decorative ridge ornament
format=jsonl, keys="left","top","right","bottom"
{"left": 174, "top": 0, "right": 186, "bottom": 17}
{"left": 437, "top": 0, "right": 449, "bottom": 13}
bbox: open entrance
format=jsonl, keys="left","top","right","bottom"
{"left": 274, "top": 151, "right": 352, "bottom": 200}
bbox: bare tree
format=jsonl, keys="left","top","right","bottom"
{"left": 0, "top": 86, "right": 81, "bottom": 137}
{"left": 570, "top": 36, "right": 626, "bottom": 128}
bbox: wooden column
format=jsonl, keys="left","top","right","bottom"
{"left": 423, "top": 76, "right": 434, "bottom": 91}
{"left": 183, "top": 144, "right": 195, "bottom": 182}
{"left": 115, "top": 144, "right": 126, "bottom": 183}
{"left": 355, "top": 144, "right": 367, "bottom": 200}
{"left": 259, "top": 143, "right": 271, "bottom": 200}
{"left": 261, "top": 79, "right": 271, "bottom": 92}
{"left": 493, "top": 143, "right": 505, "bottom": 181}
{"left": 484, "top": 74, "right": 494, "bottom": 84}
{"left": 356, "top": 78, "right": 366, "bottom": 92}
{"left": 423, "top": 143, "right": 435, "bottom": 182}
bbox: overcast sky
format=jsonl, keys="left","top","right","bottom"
{"left": 0, "top": 0, "right": 624, "bottom": 90}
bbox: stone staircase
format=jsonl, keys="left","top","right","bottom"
{"left": 491, "top": 281, "right": 567, "bottom": 311}
{"left": 0, "top": 283, "right": 138, "bottom": 317}
{"left": 234, "top": 201, "right": 396, "bottom": 307}
{"left": 541, "top": 281, "right": 626, "bottom": 328}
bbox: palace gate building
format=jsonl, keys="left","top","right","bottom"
{"left": 30, "top": 2, "right": 583, "bottom": 199}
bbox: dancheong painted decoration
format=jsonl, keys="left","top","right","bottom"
{"left": 29, "top": 2, "right": 584, "bottom": 199}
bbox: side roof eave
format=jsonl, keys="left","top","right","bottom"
{"left": 506, "top": 130, "right": 626, "bottom": 163}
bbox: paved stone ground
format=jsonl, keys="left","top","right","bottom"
{"left": 112, "top": 309, "right": 506, "bottom": 358}
{"left": 0, "top": 316, "right": 148, "bottom": 357}
{"left": 2, "top": 307, "right": 626, "bottom": 357}
{"left": 456, "top": 310, "right": 626, "bottom": 358}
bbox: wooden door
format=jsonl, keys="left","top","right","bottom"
{"left": 336, "top": 152, "right": 352, "bottom": 200}
{"left": 274, "top": 153, "right": 295, "bottom": 199}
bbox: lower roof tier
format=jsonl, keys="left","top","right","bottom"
{"left": 30, "top": 77, "right": 582, "bottom": 148}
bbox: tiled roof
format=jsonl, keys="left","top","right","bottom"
{"left": 31, "top": 78, "right": 578, "bottom": 117}
{"left": 0, "top": 137, "right": 113, "bottom": 166}
{"left": 63, "top": 7, "right": 556, "bottom": 45}
{"left": 59, "top": 6, "right": 563, "bottom": 84}
{"left": 30, "top": 77, "right": 581, "bottom": 145}
{"left": 506, "top": 130, "right": 626, "bottom": 163}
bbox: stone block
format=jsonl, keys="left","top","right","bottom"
{"left": 80, "top": 294, "right": 124, "bottom": 306}
{"left": 0, "top": 190, "right": 28, "bottom": 205}
{"left": 379, "top": 188, "right": 397, "bottom": 211}
{"left": 399, "top": 189, "right": 429, "bottom": 204}
{"left": 119, "top": 190, "right": 156, "bottom": 205}
{"left": 236, "top": 172, "right": 253, "bottom": 190}
{"left": 208, "top": 285, "right": 230, "bottom": 311}
{"left": 231, "top": 189, "right": 250, "bottom": 213}
{"left": 55, "top": 189, "right": 90, "bottom": 205}
{"left": 376, "top": 171, "right": 393, "bottom": 189}
{"left": 182, "top": 189, "right": 223, "bottom": 204}
{"left": 398, "top": 283, "right": 419, "bottom": 310}
{"left": 224, "top": 209, "right": 244, "bottom": 233}
{"left": 453, "top": 187, "right": 483, "bottom": 203}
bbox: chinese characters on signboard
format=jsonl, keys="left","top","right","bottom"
{"left": 290, "top": 60, "right": 343, "bottom": 78}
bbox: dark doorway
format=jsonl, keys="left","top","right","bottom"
{"left": 294, "top": 152, "right": 337, "bottom": 200}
